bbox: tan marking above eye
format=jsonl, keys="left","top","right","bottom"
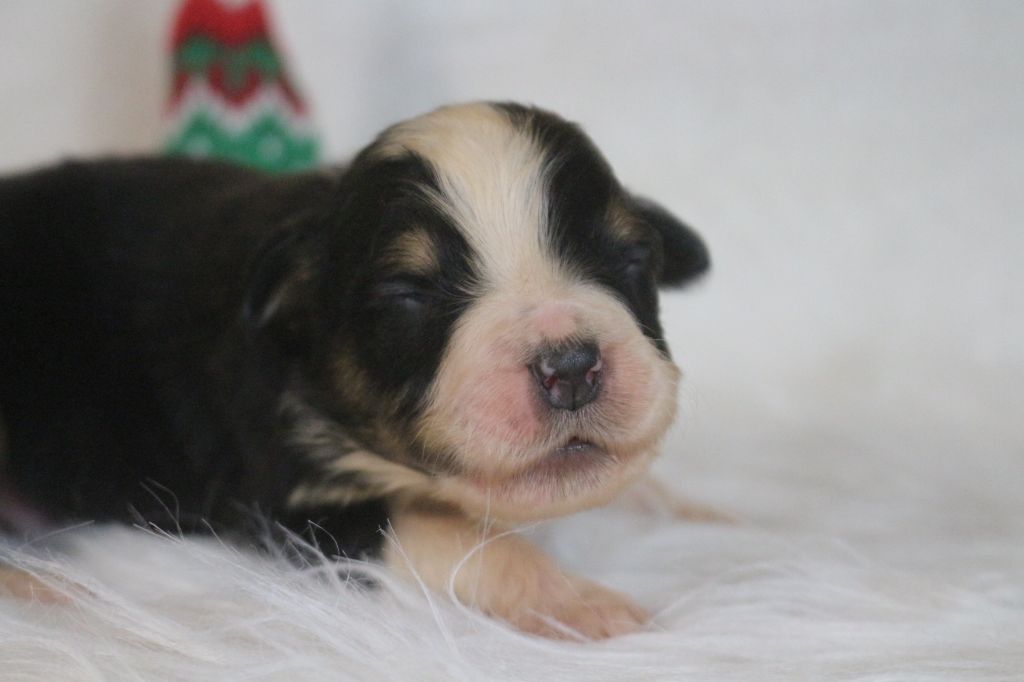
{"left": 379, "top": 228, "right": 439, "bottom": 275}
{"left": 604, "top": 199, "right": 647, "bottom": 242}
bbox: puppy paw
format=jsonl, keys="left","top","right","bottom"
{"left": 387, "top": 506, "right": 649, "bottom": 640}
{"left": 508, "top": 577, "right": 649, "bottom": 640}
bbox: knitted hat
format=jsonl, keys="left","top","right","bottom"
{"left": 165, "top": 0, "right": 318, "bottom": 172}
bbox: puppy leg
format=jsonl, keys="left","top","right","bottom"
{"left": 385, "top": 505, "right": 648, "bottom": 639}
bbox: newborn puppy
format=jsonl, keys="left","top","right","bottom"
{"left": 0, "top": 102, "right": 708, "bottom": 638}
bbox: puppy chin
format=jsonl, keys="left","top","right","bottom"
{"left": 415, "top": 352, "right": 680, "bottom": 522}
{"left": 434, "top": 442, "right": 660, "bottom": 523}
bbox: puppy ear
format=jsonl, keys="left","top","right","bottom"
{"left": 632, "top": 196, "right": 710, "bottom": 287}
{"left": 242, "top": 229, "right": 317, "bottom": 341}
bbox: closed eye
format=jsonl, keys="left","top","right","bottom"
{"left": 622, "top": 243, "right": 653, "bottom": 278}
{"left": 370, "top": 278, "right": 434, "bottom": 312}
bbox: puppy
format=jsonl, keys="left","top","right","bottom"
{"left": 0, "top": 102, "right": 708, "bottom": 638}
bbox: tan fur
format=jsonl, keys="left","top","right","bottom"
{"left": 279, "top": 391, "right": 359, "bottom": 464}
{"left": 605, "top": 198, "right": 647, "bottom": 241}
{"left": 379, "top": 228, "right": 439, "bottom": 275}
{"left": 287, "top": 451, "right": 433, "bottom": 509}
{"left": 384, "top": 505, "right": 648, "bottom": 639}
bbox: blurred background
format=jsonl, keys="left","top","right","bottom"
{"left": 1, "top": 1, "right": 1021, "bottom": 534}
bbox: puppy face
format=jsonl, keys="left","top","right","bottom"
{"left": 255, "top": 103, "right": 708, "bottom": 522}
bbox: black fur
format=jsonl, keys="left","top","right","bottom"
{"left": 0, "top": 158, "right": 385, "bottom": 553}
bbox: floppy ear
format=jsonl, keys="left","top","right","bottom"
{"left": 632, "top": 196, "right": 710, "bottom": 287}
{"left": 242, "top": 228, "right": 319, "bottom": 346}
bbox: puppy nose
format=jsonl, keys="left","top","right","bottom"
{"left": 530, "top": 342, "right": 602, "bottom": 411}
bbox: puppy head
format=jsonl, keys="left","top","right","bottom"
{"left": 250, "top": 103, "right": 708, "bottom": 522}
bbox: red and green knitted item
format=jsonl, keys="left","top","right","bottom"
{"left": 165, "top": 0, "right": 319, "bottom": 173}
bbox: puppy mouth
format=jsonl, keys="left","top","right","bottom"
{"left": 470, "top": 437, "right": 615, "bottom": 492}
{"left": 443, "top": 431, "right": 658, "bottom": 519}
{"left": 526, "top": 437, "right": 614, "bottom": 481}
{"left": 550, "top": 436, "right": 605, "bottom": 463}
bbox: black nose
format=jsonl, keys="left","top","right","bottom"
{"left": 530, "top": 342, "right": 602, "bottom": 411}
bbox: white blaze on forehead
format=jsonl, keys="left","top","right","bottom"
{"left": 374, "top": 103, "right": 565, "bottom": 292}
